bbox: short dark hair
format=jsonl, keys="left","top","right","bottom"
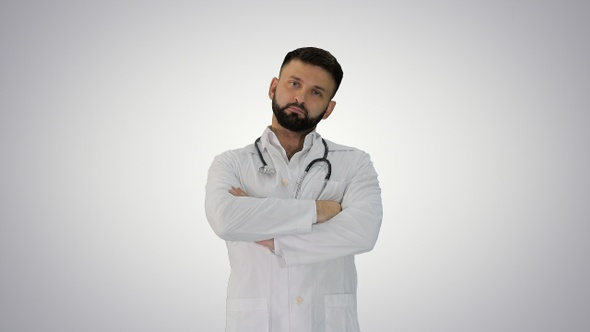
{"left": 280, "top": 47, "right": 344, "bottom": 98}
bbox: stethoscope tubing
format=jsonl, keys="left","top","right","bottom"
{"left": 255, "top": 137, "right": 332, "bottom": 199}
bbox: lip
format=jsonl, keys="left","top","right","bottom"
{"left": 287, "top": 106, "right": 306, "bottom": 116}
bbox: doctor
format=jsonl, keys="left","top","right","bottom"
{"left": 205, "top": 47, "right": 382, "bottom": 332}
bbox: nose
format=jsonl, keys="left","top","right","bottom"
{"left": 294, "top": 92, "right": 305, "bottom": 104}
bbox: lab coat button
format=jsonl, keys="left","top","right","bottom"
{"left": 295, "top": 296, "right": 303, "bottom": 305}
{"left": 281, "top": 178, "right": 289, "bottom": 186}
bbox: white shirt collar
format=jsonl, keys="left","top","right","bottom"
{"left": 259, "top": 127, "right": 321, "bottom": 153}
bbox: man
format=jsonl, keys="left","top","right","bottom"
{"left": 205, "top": 47, "right": 382, "bottom": 332}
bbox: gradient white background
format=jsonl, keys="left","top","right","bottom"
{"left": 1, "top": 0, "right": 589, "bottom": 331}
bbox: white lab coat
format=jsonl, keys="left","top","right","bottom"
{"left": 205, "top": 128, "right": 382, "bottom": 332}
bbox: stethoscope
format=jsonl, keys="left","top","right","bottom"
{"left": 255, "top": 137, "right": 332, "bottom": 199}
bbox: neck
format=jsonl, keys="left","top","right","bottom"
{"left": 270, "top": 118, "right": 312, "bottom": 160}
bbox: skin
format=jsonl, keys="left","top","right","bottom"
{"left": 268, "top": 59, "right": 337, "bottom": 159}
{"left": 228, "top": 59, "right": 342, "bottom": 251}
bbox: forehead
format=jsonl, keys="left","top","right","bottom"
{"left": 280, "top": 60, "right": 335, "bottom": 93}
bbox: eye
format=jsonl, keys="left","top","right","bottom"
{"left": 289, "top": 81, "right": 300, "bottom": 88}
{"left": 312, "top": 90, "right": 323, "bottom": 97}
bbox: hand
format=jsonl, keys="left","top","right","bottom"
{"left": 316, "top": 200, "right": 342, "bottom": 223}
{"left": 228, "top": 186, "right": 247, "bottom": 196}
{"left": 256, "top": 239, "right": 275, "bottom": 251}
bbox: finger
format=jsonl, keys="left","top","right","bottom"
{"left": 255, "top": 239, "right": 274, "bottom": 251}
{"left": 228, "top": 186, "right": 247, "bottom": 196}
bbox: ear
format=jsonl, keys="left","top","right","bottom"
{"left": 322, "top": 101, "right": 336, "bottom": 119}
{"left": 268, "top": 77, "right": 279, "bottom": 100}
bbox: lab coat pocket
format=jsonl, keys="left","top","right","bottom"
{"left": 311, "top": 180, "right": 347, "bottom": 202}
{"left": 324, "top": 294, "right": 360, "bottom": 332}
{"left": 226, "top": 298, "right": 269, "bottom": 332}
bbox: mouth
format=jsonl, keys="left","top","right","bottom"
{"left": 287, "top": 105, "right": 306, "bottom": 116}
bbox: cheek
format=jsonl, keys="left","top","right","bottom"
{"left": 274, "top": 89, "right": 292, "bottom": 104}
{"left": 314, "top": 100, "right": 330, "bottom": 112}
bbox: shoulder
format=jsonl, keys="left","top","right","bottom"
{"left": 323, "top": 138, "right": 376, "bottom": 168}
{"left": 212, "top": 143, "right": 257, "bottom": 164}
{"left": 324, "top": 138, "right": 368, "bottom": 156}
{"left": 221, "top": 142, "right": 257, "bottom": 156}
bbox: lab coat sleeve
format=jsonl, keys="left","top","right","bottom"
{"left": 205, "top": 150, "right": 316, "bottom": 242}
{"left": 274, "top": 152, "right": 383, "bottom": 266}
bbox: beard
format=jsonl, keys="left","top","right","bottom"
{"left": 271, "top": 97, "right": 327, "bottom": 133}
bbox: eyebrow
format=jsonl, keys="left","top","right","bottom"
{"left": 289, "top": 75, "right": 327, "bottom": 92}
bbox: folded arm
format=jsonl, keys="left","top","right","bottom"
{"left": 205, "top": 151, "right": 341, "bottom": 242}
{"left": 274, "top": 152, "right": 382, "bottom": 266}
{"left": 227, "top": 186, "right": 341, "bottom": 250}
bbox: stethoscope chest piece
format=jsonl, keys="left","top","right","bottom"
{"left": 259, "top": 165, "right": 276, "bottom": 174}
{"left": 255, "top": 137, "right": 276, "bottom": 174}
